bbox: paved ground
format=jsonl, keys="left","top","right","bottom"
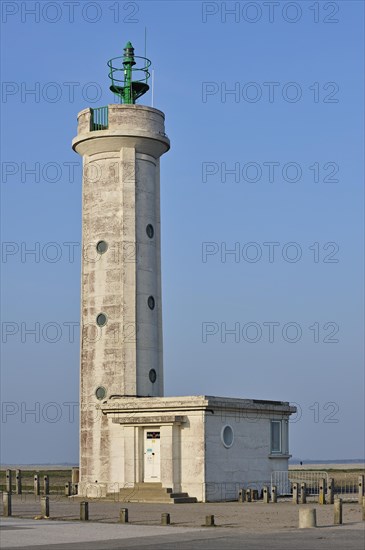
{"left": 1, "top": 496, "right": 364, "bottom": 549}
{"left": 1, "top": 517, "right": 364, "bottom": 550}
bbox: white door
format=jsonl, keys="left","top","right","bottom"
{"left": 144, "top": 430, "right": 161, "bottom": 482}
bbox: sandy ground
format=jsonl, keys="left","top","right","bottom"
{"left": 1, "top": 494, "right": 364, "bottom": 532}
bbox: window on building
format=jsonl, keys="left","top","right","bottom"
{"left": 271, "top": 420, "right": 282, "bottom": 453}
{"left": 95, "top": 386, "right": 106, "bottom": 400}
{"left": 96, "top": 313, "right": 107, "bottom": 327}
{"left": 221, "top": 425, "right": 234, "bottom": 448}
{"left": 96, "top": 240, "right": 108, "bottom": 254}
{"left": 146, "top": 224, "right": 154, "bottom": 239}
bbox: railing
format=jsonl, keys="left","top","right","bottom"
{"left": 333, "top": 474, "right": 362, "bottom": 501}
{"left": 107, "top": 55, "right": 151, "bottom": 103}
{"left": 271, "top": 470, "right": 328, "bottom": 496}
{"left": 90, "top": 106, "right": 108, "bottom": 131}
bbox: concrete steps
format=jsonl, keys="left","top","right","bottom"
{"left": 113, "top": 483, "right": 197, "bottom": 504}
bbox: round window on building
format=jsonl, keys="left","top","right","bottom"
{"left": 96, "top": 240, "right": 108, "bottom": 254}
{"left": 95, "top": 386, "right": 106, "bottom": 400}
{"left": 147, "top": 296, "right": 155, "bottom": 310}
{"left": 221, "top": 425, "right": 234, "bottom": 448}
{"left": 96, "top": 313, "right": 108, "bottom": 327}
{"left": 149, "top": 369, "right": 157, "bottom": 383}
{"left": 146, "top": 224, "right": 154, "bottom": 239}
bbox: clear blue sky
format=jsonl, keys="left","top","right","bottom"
{"left": 1, "top": 1, "right": 364, "bottom": 464}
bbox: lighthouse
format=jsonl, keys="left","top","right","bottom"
{"left": 73, "top": 42, "right": 168, "bottom": 401}
{"left": 72, "top": 42, "right": 295, "bottom": 502}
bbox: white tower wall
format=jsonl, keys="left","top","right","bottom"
{"left": 72, "top": 105, "right": 169, "bottom": 485}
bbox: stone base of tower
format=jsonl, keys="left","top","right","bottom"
{"left": 78, "top": 396, "right": 295, "bottom": 502}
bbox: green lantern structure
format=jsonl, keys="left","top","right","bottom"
{"left": 107, "top": 41, "right": 151, "bottom": 104}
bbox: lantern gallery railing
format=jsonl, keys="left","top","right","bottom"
{"left": 90, "top": 106, "right": 109, "bottom": 131}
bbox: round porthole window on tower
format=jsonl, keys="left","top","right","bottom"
{"left": 146, "top": 224, "right": 154, "bottom": 239}
{"left": 147, "top": 296, "right": 155, "bottom": 310}
{"left": 96, "top": 240, "right": 108, "bottom": 254}
{"left": 96, "top": 313, "right": 108, "bottom": 327}
{"left": 221, "top": 425, "right": 234, "bottom": 448}
{"left": 95, "top": 386, "right": 106, "bottom": 400}
{"left": 149, "top": 369, "right": 157, "bottom": 383}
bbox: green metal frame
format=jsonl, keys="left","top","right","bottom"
{"left": 107, "top": 41, "right": 151, "bottom": 104}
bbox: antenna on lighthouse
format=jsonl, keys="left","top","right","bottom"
{"left": 107, "top": 41, "right": 151, "bottom": 104}
{"left": 151, "top": 69, "right": 155, "bottom": 107}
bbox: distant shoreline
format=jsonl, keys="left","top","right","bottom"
{"left": 289, "top": 462, "right": 364, "bottom": 470}
{"left": 289, "top": 459, "right": 364, "bottom": 468}
{"left": 0, "top": 465, "right": 79, "bottom": 470}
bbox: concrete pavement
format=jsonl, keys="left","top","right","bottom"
{"left": 1, "top": 517, "right": 364, "bottom": 550}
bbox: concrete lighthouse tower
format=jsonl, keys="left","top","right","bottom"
{"left": 73, "top": 42, "right": 168, "bottom": 399}
{"left": 72, "top": 42, "right": 295, "bottom": 502}
{"left": 73, "top": 43, "right": 170, "bottom": 492}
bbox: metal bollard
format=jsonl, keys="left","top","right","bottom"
{"left": 205, "top": 514, "right": 215, "bottom": 526}
{"left": 41, "top": 496, "right": 50, "bottom": 518}
{"left": 327, "top": 478, "right": 334, "bottom": 505}
{"left": 251, "top": 489, "right": 259, "bottom": 501}
{"left": 358, "top": 475, "right": 364, "bottom": 505}
{"left": 245, "top": 489, "right": 251, "bottom": 502}
{"left": 161, "top": 513, "right": 170, "bottom": 525}
{"left": 271, "top": 485, "right": 277, "bottom": 503}
{"left": 6, "top": 470, "right": 12, "bottom": 493}
{"left": 292, "top": 482, "right": 299, "bottom": 504}
{"left": 120, "top": 508, "right": 129, "bottom": 523}
{"left": 65, "top": 482, "right": 72, "bottom": 497}
{"left": 72, "top": 467, "right": 80, "bottom": 485}
{"left": 334, "top": 497, "right": 342, "bottom": 525}
{"left": 318, "top": 478, "right": 326, "bottom": 505}
{"left": 80, "top": 501, "right": 89, "bottom": 521}
{"left": 16, "top": 470, "right": 22, "bottom": 495}
{"left": 43, "top": 475, "right": 50, "bottom": 495}
{"left": 263, "top": 486, "right": 270, "bottom": 503}
{"left": 72, "top": 483, "right": 78, "bottom": 496}
{"left": 3, "top": 492, "right": 12, "bottom": 517}
{"left": 362, "top": 496, "right": 365, "bottom": 521}
{"left": 300, "top": 482, "right": 307, "bottom": 504}
{"left": 238, "top": 488, "right": 244, "bottom": 503}
{"left": 34, "top": 474, "right": 40, "bottom": 496}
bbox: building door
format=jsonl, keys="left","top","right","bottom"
{"left": 143, "top": 430, "right": 161, "bottom": 482}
